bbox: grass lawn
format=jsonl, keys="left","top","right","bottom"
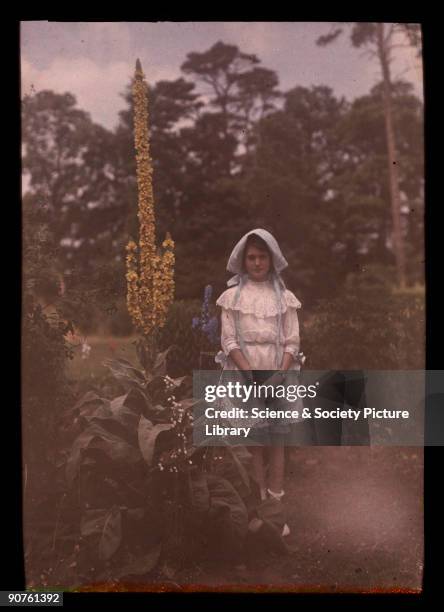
{"left": 65, "top": 335, "right": 140, "bottom": 382}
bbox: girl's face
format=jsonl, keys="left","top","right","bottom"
{"left": 244, "top": 245, "right": 271, "bottom": 281}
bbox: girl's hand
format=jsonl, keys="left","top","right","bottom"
{"left": 280, "top": 351, "right": 295, "bottom": 371}
{"left": 228, "top": 348, "right": 252, "bottom": 372}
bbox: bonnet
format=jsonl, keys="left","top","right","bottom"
{"left": 226, "top": 228, "right": 288, "bottom": 288}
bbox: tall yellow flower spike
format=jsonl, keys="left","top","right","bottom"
{"left": 125, "top": 59, "right": 175, "bottom": 336}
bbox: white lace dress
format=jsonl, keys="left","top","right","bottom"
{"left": 215, "top": 277, "right": 305, "bottom": 434}
{"left": 216, "top": 277, "right": 302, "bottom": 370}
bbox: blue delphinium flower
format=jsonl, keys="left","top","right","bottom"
{"left": 202, "top": 316, "right": 219, "bottom": 345}
{"left": 192, "top": 284, "right": 219, "bottom": 346}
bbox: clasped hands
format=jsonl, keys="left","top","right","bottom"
{"left": 241, "top": 369, "right": 287, "bottom": 389}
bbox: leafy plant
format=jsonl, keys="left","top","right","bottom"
{"left": 59, "top": 347, "right": 256, "bottom": 586}
{"left": 156, "top": 300, "right": 213, "bottom": 376}
{"left": 22, "top": 197, "right": 76, "bottom": 504}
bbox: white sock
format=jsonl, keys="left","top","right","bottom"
{"left": 267, "top": 488, "right": 285, "bottom": 501}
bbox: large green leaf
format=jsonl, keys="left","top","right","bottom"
{"left": 64, "top": 391, "right": 104, "bottom": 422}
{"left": 152, "top": 347, "right": 173, "bottom": 377}
{"left": 66, "top": 430, "right": 101, "bottom": 485}
{"left": 83, "top": 401, "right": 112, "bottom": 422}
{"left": 87, "top": 424, "right": 141, "bottom": 464}
{"left": 98, "top": 505, "right": 122, "bottom": 561}
{"left": 67, "top": 421, "right": 141, "bottom": 486}
{"left": 111, "top": 405, "right": 140, "bottom": 432}
{"left": 85, "top": 414, "right": 136, "bottom": 445}
{"left": 101, "top": 357, "right": 145, "bottom": 379}
{"left": 109, "top": 392, "right": 129, "bottom": 413}
{"left": 80, "top": 506, "right": 123, "bottom": 561}
{"left": 169, "top": 375, "right": 191, "bottom": 390}
{"left": 81, "top": 508, "right": 110, "bottom": 537}
{"left": 145, "top": 375, "right": 168, "bottom": 402}
{"left": 71, "top": 391, "right": 104, "bottom": 413}
{"left": 125, "top": 386, "right": 152, "bottom": 414}
{"left": 103, "top": 358, "right": 146, "bottom": 390}
{"left": 108, "top": 392, "right": 140, "bottom": 430}
{"left": 137, "top": 416, "right": 173, "bottom": 467}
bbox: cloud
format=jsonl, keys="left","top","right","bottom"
{"left": 20, "top": 21, "right": 423, "bottom": 133}
{"left": 218, "top": 22, "right": 374, "bottom": 96}
{"left": 20, "top": 54, "right": 179, "bottom": 131}
{"left": 220, "top": 22, "right": 283, "bottom": 56}
{"left": 82, "top": 21, "right": 133, "bottom": 47}
{"left": 21, "top": 21, "right": 134, "bottom": 67}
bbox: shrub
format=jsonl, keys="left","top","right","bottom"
{"left": 22, "top": 199, "right": 76, "bottom": 511}
{"left": 157, "top": 300, "right": 218, "bottom": 376}
{"left": 302, "top": 287, "right": 424, "bottom": 370}
{"left": 57, "top": 349, "right": 255, "bottom": 586}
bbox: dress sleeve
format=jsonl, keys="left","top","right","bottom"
{"left": 220, "top": 307, "right": 240, "bottom": 356}
{"left": 282, "top": 306, "right": 300, "bottom": 358}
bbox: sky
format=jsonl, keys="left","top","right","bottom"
{"left": 20, "top": 21, "right": 423, "bottom": 132}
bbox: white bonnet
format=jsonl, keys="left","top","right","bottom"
{"left": 226, "top": 228, "right": 288, "bottom": 275}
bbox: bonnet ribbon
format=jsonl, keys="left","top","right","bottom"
{"left": 232, "top": 273, "right": 248, "bottom": 358}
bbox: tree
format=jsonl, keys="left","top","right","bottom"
{"left": 22, "top": 90, "right": 124, "bottom": 278}
{"left": 230, "top": 66, "right": 282, "bottom": 155}
{"left": 317, "top": 22, "right": 423, "bottom": 288}
{"left": 241, "top": 79, "right": 423, "bottom": 301}
{"left": 242, "top": 85, "right": 350, "bottom": 300}
{"left": 181, "top": 41, "right": 281, "bottom": 171}
{"left": 330, "top": 80, "right": 424, "bottom": 284}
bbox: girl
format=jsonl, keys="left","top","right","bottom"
{"left": 215, "top": 228, "right": 310, "bottom": 538}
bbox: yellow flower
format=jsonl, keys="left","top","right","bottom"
{"left": 125, "top": 60, "right": 175, "bottom": 337}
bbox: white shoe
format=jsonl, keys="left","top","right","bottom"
{"left": 267, "top": 488, "right": 285, "bottom": 501}
{"left": 282, "top": 523, "right": 291, "bottom": 537}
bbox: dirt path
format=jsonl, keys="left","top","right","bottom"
{"left": 174, "top": 447, "right": 423, "bottom": 593}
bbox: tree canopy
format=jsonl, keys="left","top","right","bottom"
{"left": 22, "top": 40, "right": 424, "bottom": 307}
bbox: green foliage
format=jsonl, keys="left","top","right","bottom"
{"left": 21, "top": 37, "right": 426, "bottom": 587}
{"left": 22, "top": 205, "right": 78, "bottom": 590}
{"left": 303, "top": 288, "right": 424, "bottom": 370}
{"left": 157, "top": 300, "right": 217, "bottom": 376}
{"left": 22, "top": 199, "right": 75, "bottom": 478}
{"left": 22, "top": 43, "right": 424, "bottom": 303}
{"left": 58, "top": 348, "right": 258, "bottom": 584}
{"left": 345, "top": 264, "right": 396, "bottom": 294}
{"left": 22, "top": 90, "right": 127, "bottom": 277}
